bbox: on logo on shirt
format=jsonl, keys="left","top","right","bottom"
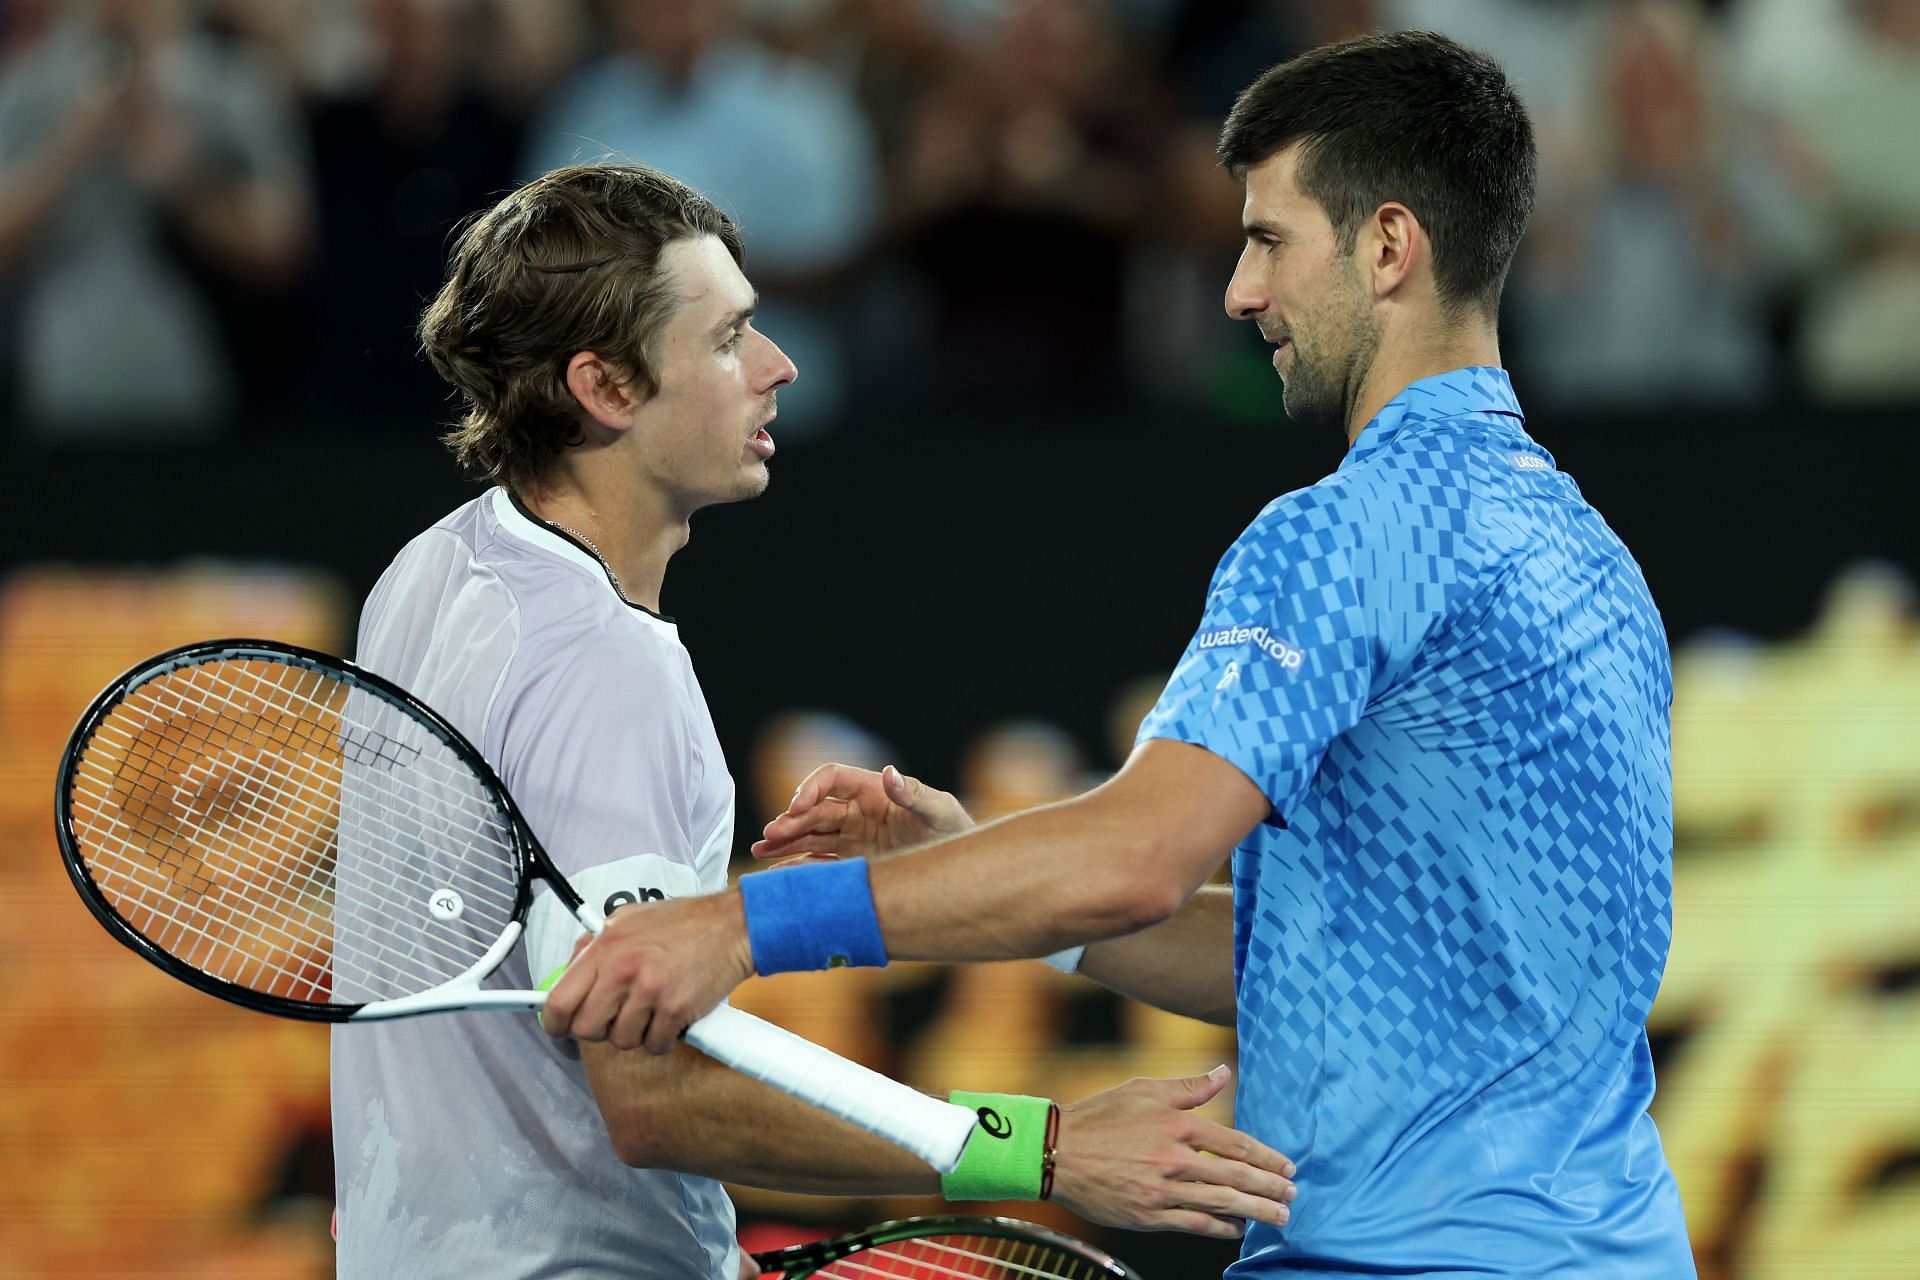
{"left": 603, "top": 886, "right": 667, "bottom": 915}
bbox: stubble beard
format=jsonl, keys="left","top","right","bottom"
{"left": 1279, "top": 284, "right": 1379, "bottom": 437}
{"left": 1280, "top": 337, "right": 1343, "bottom": 431}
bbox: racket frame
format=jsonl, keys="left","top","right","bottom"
{"left": 749, "top": 1214, "right": 1139, "bottom": 1279}
{"left": 54, "top": 637, "right": 597, "bottom": 1023}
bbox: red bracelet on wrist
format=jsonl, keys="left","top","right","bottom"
{"left": 1039, "top": 1101, "right": 1061, "bottom": 1201}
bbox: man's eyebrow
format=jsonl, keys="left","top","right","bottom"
{"left": 1243, "top": 219, "right": 1286, "bottom": 240}
{"left": 709, "top": 299, "right": 757, "bottom": 340}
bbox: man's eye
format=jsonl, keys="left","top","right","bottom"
{"left": 721, "top": 331, "right": 741, "bottom": 350}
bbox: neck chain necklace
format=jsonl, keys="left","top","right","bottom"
{"left": 549, "top": 520, "right": 636, "bottom": 607}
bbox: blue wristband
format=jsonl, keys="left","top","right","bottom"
{"left": 738, "top": 856, "right": 890, "bottom": 975}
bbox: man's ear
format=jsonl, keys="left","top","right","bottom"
{"left": 566, "top": 351, "right": 645, "bottom": 432}
{"left": 1365, "top": 201, "right": 1424, "bottom": 300}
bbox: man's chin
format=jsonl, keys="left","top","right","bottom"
{"left": 1279, "top": 380, "right": 1339, "bottom": 432}
{"left": 686, "top": 467, "right": 772, "bottom": 517}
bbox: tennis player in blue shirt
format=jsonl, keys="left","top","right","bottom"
{"left": 545, "top": 31, "right": 1696, "bottom": 1277}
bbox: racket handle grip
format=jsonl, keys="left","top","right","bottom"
{"left": 683, "top": 1005, "right": 978, "bottom": 1173}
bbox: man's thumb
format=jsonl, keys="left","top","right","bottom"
{"left": 882, "top": 764, "right": 922, "bottom": 807}
{"left": 1170, "top": 1063, "right": 1233, "bottom": 1109}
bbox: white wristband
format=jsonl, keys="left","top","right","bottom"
{"left": 1041, "top": 945, "right": 1086, "bottom": 975}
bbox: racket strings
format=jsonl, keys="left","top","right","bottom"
{"left": 75, "top": 750, "right": 505, "bottom": 1007}
{"left": 88, "top": 662, "right": 516, "bottom": 998}
{"left": 798, "top": 1232, "right": 1107, "bottom": 1279}
{"left": 87, "top": 705, "right": 340, "bottom": 897}
{"left": 215, "top": 661, "right": 527, "bottom": 992}
{"left": 334, "top": 694, "right": 524, "bottom": 997}
{"left": 161, "top": 659, "right": 513, "bottom": 885}
{"left": 73, "top": 671, "right": 352, "bottom": 999}
{"left": 65, "top": 656, "right": 525, "bottom": 1007}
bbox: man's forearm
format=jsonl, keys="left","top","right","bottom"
{"left": 585, "top": 1040, "right": 939, "bottom": 1194}
{"left": 1078, "top": 885, "right": 1238, "bottom": 1025}
{"left": 539, "top": 743, "right": 1268, "bottom": 1054}
{"left": 870, "top": 788, "right": 1194, "bottom": 964}
{"left": 863, "top": 743, "right": 1265, "bottom": 967}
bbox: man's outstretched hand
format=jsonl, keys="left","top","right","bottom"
{"left": 751, "top": 763, "right": 972, "bottom": 861}
{"left": 1052, "top": 1065, "right": 1297, "bottom": 1240}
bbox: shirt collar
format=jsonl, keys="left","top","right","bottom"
{"left": 1339, "top": 366, "right": 1524, "bottom": 469}
{"left": 491, "top": 487, "right": 677, "bottom": 624}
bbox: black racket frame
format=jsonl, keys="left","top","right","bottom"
{"left": 749, "top": 1213, "right": 1140, "bottom": 1278}
{"left": 54, "top": 637, "right": 595, "bottom": 1023}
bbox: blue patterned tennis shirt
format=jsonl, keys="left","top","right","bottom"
{"left": 1140, "top": 367, "right": 1694, "bottom": 1277}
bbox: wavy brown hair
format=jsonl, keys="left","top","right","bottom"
{"left": 419, "top": 163, "right": 744, "bottom": 491}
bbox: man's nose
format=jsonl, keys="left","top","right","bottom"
{"left": 1225, "top": 252, "right": 1269, "bottom": 321}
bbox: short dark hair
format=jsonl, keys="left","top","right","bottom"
{"left": 1219, "top": 30, "right": 1536, "bottom": 317}
{"left": 419, "top": 163, "right": 744, "bottom": 492}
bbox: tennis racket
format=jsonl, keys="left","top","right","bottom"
{"left": 751, "top": 1215, "right": 1140, "bottom": 1279}
{"left": 54, "top": 639, "right": 979, "bottom": 1171}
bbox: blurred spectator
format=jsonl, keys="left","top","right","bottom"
{"left": 1769, "top": 0, "right": 1920, "bottom": 403}
{"left": 958, "top": 718, "right": 1086, "bottom": 821}
{"left": 212, "top": 0, "right": 583, "bottom": 115}
{"left": 744, "top": 0, "right": 957, "bottom": 163}
{"left": 1511, "top": 0, "right": 1795, "bottom": 409}
{"left": 878, "top": 0, "right": 1174, "bottom": 416}
{"left": 1724, "top": 0, "right": 1855, "bottom": 105}
{"left": 0, "top": 0, "right": 60, "bottom": 57}
{"left": 1115, "top": 0, "right": 1306, "bottom": 416}
{"left": 290, "top": 0, "right": 572, "bottom": 429}
{"left": 1148, "top": 0, "right": 1310, "bottom": 121}
{"left": 524, "top": 0, "right": 879, "bottom": 432}
{"left": 1378, "top": 0, "right": 1607, "bottom": 147}
{"left": 0, "top": 0, "right": 311, "bottom": 441}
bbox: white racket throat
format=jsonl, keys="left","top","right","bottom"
{"left": 347, "top": 921, "right": 537, "bottom": 1018}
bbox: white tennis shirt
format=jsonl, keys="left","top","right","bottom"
{"left": 332, "top": 486, "right": 740, "bottom": 1279}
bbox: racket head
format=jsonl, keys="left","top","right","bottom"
{"left": 54, "top": 639, "right": 556, "bottom": 1022}
{"left": 750, "top": 1215, "right": 1140, "bottom": 1279}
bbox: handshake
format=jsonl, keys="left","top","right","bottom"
{"left": 557, "top": 761, "right": 1298, "bottom": 1242}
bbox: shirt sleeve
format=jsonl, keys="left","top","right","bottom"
{"left": 1138, "top": 484, "right": 1446, "bottom": 824}
{"left": 490, "top": 632, "right": 719, "bottom": 987}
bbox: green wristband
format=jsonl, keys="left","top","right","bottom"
{"left": 940, "top": 1091, "right": 1051, "bottom": 1201}
{"left": 534, "top": 962, "right": 568, "bottom": 1030}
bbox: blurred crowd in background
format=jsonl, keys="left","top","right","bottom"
{"left": 3, "top": 0, "right": 1918, "bottom": 447}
